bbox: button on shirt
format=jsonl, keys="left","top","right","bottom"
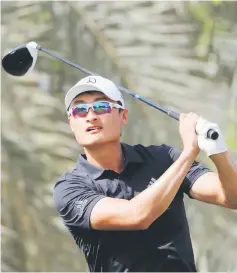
{"left": 53, "top": 143, "right": 211, "bottom": 272}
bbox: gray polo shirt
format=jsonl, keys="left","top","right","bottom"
{"left": 53, "top": 143, "right": 211, "bottom": 272}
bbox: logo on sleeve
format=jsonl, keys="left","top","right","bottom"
{"left": 75, "top": 200, "right": 88, "bottom": 218}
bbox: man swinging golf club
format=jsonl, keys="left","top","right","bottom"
{"left": 53, "top": 75, "right": 237, "bottom": 272}
{"left": 1, "top": 41, "right": 235, "bottom": 272}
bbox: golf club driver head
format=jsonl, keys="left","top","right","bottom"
{"left": 1, "top": 41, "right": 38, "bottom": 76}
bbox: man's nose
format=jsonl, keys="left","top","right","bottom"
{"left": 86, "top": 107, "right": 98, "bottom": 122}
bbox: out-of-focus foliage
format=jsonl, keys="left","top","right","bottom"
{"left": 1, "top": 1, "right": 237, "bottom": 272}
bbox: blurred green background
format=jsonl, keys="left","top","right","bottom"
{"left": 1, "top": 1, "right": 237, "bottom": 272}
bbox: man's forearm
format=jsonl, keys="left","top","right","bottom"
{"left": 210, "top": 152, "right": 237, "bottom": 208}
{"left": 130, "top": 150, "right": 196, "bottom": 228}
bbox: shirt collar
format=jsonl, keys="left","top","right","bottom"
{"left": 76, "top": 142, "right": 144, "bottom": 179}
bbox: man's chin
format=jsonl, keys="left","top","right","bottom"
{"left": 80, "top": 138, "right": 119, "bottom": 149}
{"left": 81, "top": 139, "right": 108, "bottom": 148}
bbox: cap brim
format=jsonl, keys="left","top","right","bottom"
{"left": 66, "top": 84, "right": 117, "bottom": 110}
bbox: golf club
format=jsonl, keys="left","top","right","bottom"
{"left": 1, "top": 41, "right": 219, "bottom": 140}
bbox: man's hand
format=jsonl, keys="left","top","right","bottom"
{"left": 196, "top": 117, "right": 228, "bottom": 156}
{"left": 179, "top": 112, "right": 200, "bottom": 158}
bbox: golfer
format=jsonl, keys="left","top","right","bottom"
{"left": 53, "top": 75, "right": 237, "bottom": 272}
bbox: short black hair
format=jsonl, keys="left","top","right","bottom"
{"left": 117, "top": 101, "right": 123, "bottom": 113}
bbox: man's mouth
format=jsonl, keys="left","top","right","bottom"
{"left": 86, "top": 126, "right": 103, "bottom": 132}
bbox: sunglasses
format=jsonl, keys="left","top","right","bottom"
{"left": 68, "top": 101, "right": 124, "bottom": 118}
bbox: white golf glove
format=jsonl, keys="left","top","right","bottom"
{"left": 196, "top": 117, "right": 228, "bottom": 156}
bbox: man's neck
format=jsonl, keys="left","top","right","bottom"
{"left": 84, "top": 142, "right": 124, "bottom": 173}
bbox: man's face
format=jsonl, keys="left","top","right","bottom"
{"left": 68, "top": 91, "right": 128, "bottom": 148}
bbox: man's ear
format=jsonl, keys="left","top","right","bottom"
{"left": 122, "top": 109, "right": 128, "bottom": 125}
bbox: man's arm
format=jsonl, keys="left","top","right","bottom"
{"left": 91, "top": 149, "right": 197, "bottom": 230}
{"left": 190, "top": 152, "right": 237, "bottom": 209}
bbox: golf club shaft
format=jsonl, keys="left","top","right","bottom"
{"left": 38, "top": 45, "right": 218, "bottom": 140}
{"left": 38, "top": 46, "right": 179, "bottom": 120}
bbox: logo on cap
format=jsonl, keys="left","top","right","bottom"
{"left": 86, "top": 77, "right": 96, "bottom": 84}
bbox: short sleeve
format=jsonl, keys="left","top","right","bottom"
{"left": 167, "top": 146, "right": 212, "bottom": 198}
{"left": 53, "top": 172, "right": 106, "bottom": 230}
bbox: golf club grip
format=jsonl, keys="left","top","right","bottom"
{"left": 167, "top": 111, "right": 219, "bottom": 140}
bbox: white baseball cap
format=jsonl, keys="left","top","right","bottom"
{"left": 65, "top": 75, "right": 125, "bottom": 110}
